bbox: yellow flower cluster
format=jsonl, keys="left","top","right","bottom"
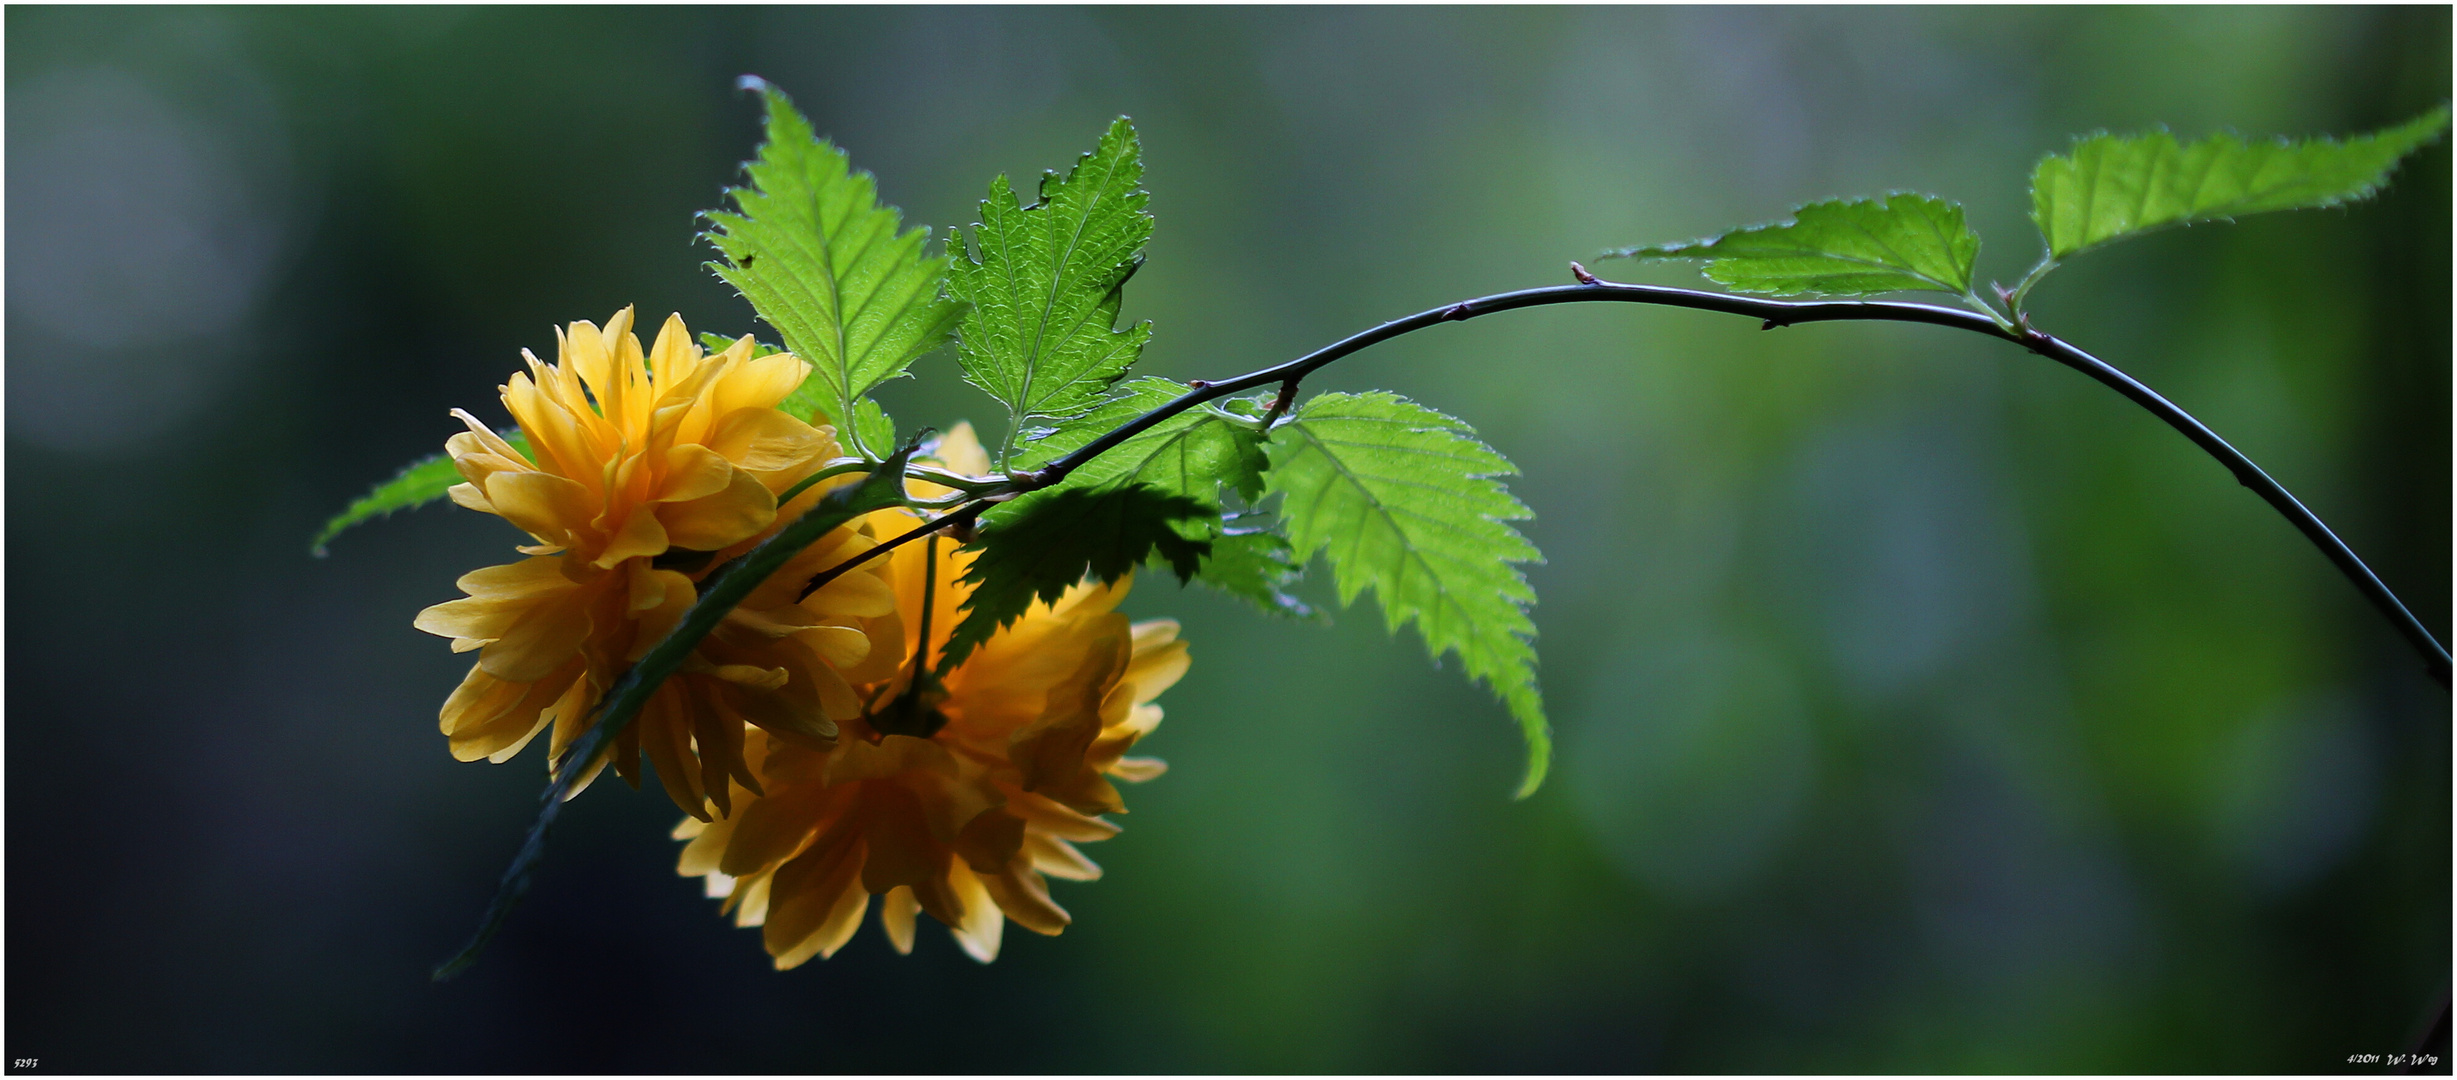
{"left": 418, "top": 311, "right": 1183, "bottom": 962}
{"left": 674, "top": 427, "right": 1185, "bottom": 965}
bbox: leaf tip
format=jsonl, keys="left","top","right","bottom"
{"left": 1511, "top": 732, "right": 1552, "bottom": 800}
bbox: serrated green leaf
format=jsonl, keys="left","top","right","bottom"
{"left": 947, "top": 118, "right": 1154, "bottom": 463}
{"left": 941, "top": 485, "right": 1212, "bottom": 670}
{"left": 1012, "top": 376, "right": 1293, "bottom": 611}
{"left": 1265, "top": 391, "right": 1550, "bottom": 796}
{"left": 1191, "top": 522, "right": 1319, "bottom": 621}
{"left": 702, "top": 82, "right": 965, "bottom": 457}
{"left": 2032, "top": 108, "right": 2450, "bottom": 260}
{"left": 312, "top": 430, "right": 534, "bottom": 556}
{"left": 850, "top": 397, "right": 896, "bottom": 457}
{"left": 1015, "top": 377, "right": 1268, "bottom": 503}
{"left": 1604, "top": 193, "right": 1980, "bottom": 297}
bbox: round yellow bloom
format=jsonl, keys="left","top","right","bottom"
{"left": 673, "top": 426, "right": 1188, "bottom": 966}
{"left": 415, "top": 307, "right": 901, "bottom": 817}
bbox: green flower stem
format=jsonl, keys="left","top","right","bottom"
{"left": 772, "top": 458, "right": 873, "bottom": 507}
{"left": 902, "top": 465, "right": 1006, "bottom": 493}
{"left": 431, "top": 444, "right": 918, "bottom": 982}
{"left": 773, "top": 461, "right": 995, "bottom": 516}
{"left": 904, "top": 491, "right": 975, "bottom": 511}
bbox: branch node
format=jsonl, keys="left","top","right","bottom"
{"left": 1258, "top": 378, "right": 1304, "bottom": 429}
{"left": 1440, "top": 302, "right": 1473, "bottom": 322}
{"left": 1187, "top": 379, "right": 1211, "bottom": 389}
{"left": 1569, "top": 261, "right": 1599, "bottom": 285}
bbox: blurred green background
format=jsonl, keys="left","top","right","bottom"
{"left": 8, "top": 6, "right": 2448, "bottom": 1073}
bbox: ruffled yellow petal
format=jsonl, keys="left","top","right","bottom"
{"left": 658, "top": 466, "right": 776, "bottom": 551}
{"left": 450, "top": 408, "right": 531, "bottom": 466}
{"left": 474, "top": 583, "right": 596, "bottom": 683}
{"left": 1025, "top": 832, "right": 1102, "bottom": 881}
{"left": 857, "top": 782, "right": 947, "bottom": 894}
{"left": 655, "top": 443, "right": 737, "bottom": 504}
{"left": 658, "top": 390, "right": 1189, "bottom": 965}
{"left": 932, "top": 421, "right": 992, "bottom": 476}
{"left": 719, "top": 781, "right": 840, "bottom": 877}
{"left": 765, "top": 838, "right": 868, "bottom": 969}
{"left": 980, "top": 860, "right": 1069, "bottom": 937}
{"left": 708, "top": 352, "right": 811, "bottom": 421}
{"left": 643, "top": 312, "right": 694, "bottom": 402}
{"left": 880, "top": 886, "right": 920, "bottom": 955}
{"left": 1009, "top": 631, "right": 1127, "bottom": 796}
{"left": 705, "top": 406, "right": 828, "bottom": 477}
{"left": 676, "top": 811, "right": 736, "bottom": 875}
{"left": 944, "top": 861, "right": 1004, "bottom": 963}
{"left": 1106, "top": 755, "right": 1169, "bottom": 783}
{"left": 803, "top": 567, "right": 897, "bottom": 619}
{"left": 448, "top": 482, "right": 500, "bottom": 516}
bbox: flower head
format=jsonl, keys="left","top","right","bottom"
{"left": 674, "top": 426, "right": 1187, "bottom": 965}
{"left": 415, "top": 308, "right": 901, "bottom": 816}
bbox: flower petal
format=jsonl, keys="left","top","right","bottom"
{"left": 414, "top": 596, "right": 519, "bottom": 645}
{"left": 656, "top": 443, "right": 736, "bottom": 504}
{"left": 943, "top": 861, "right": 1004, "bottom": 963}
{"left": 1106, "top": 756, "right": 1169, "bottom": 783}
{"left": 857, "top": 782, "right": 945, "bottom": 894}
{"left": 953, "top": 809, "right": 1026, "bottom": 874}
{"left": 705, "top": 406, "right": 829, "bottom": 475}
{"left": 709, "top": 353, "right": 812, "bottom": 419}
{"left": 732, "top": 870, "right": 773, "bottom": 928}
{"left": 1024, "top": 833, "right": 1102, "bottom": 881}
{"left": 931, "top": 421, "right": 992, "bottom": 476}
{"left": 979, "top": 861, "right": 1069, "bottom": 937}
{"left": 765, "top": 838, "right": 868, "bottom": 970}
{"left": 1009, "top": 632, "right": 1127, "bottom": 794}
{"left": 720, "top": 781, "right": 845, "bottom": 878}
{"left": 658, "top": 466, "right": 775, "bottom": 551}
{"left": 483, "top": 470, "right": 595, "bottom": 549}
{"left": 796, "top": 625, "right": 871, "bottom": 670}
{"left": 446, "top": 482, "right": 495, "bottom": 513}
{"left": 804, "top": 567, "right": 897, "bottom": 619}
{"left": 592, "top": 504, "right": 670, "bottom": 568}
{"left": 880, "top": 886, "right": 920, "bottom": 955}
{"left": 475, "top": 583, "right": 596, "bottom": 682}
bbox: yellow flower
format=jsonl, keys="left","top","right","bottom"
{"left": 673, "top": 425, "right": 1188, "bottom": 966}
{"left": 414, "top": 307, "right": 902, "bottom": 817}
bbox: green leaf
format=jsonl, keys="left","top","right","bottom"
{"left": 1012, "top": 376, "right": 1296, "bottom": 609}
{"left": 702, "top": 80, "right": 965, "bottom": 457}
{"left": 947, "top": 117, "right": 1154, "bottom": 462}
{"left": 1015, "top": 377, "right": 1268, "bottom": 503}
{"left": 940, "top": 485, "right": 1212, "bottom": 671}
{"left": 850, "top": 397, "right": 896, "bottom": 458}
{"left": 1190, "top": 521, "right": 1319, "bottom": 621}
{"left": 311, "top": 430, "right": 533, "bottom": 556}
{"left": 2032, "top": 108, "right": 2450, "bottom": 260}
{"left": 1603, "top": 193, "right": 1980, "bottom": 297}
{"left": 1265, "top": 391, "right": 1550, "bottom": 796}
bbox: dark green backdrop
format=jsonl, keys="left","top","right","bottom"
{"left": 8, "top": 6, "right": 2448, "bottom": 1073}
